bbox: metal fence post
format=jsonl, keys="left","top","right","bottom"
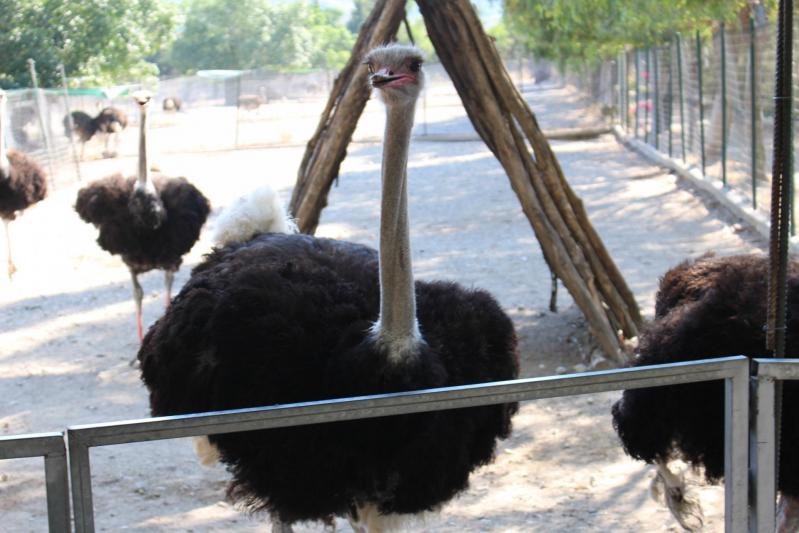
{"left": 43, "top": 449, "right": 71, "bottom": 532}
{"left": 645, "top": 48, "right": 651, "bottom": 144}
{"left": 725, "top": 357, "right": 749, "bottom": 533}
{"left": 677, "top": 33, "right": 687, "bottom": 162}
{"left": 749, "top": 17, "right": 758, "bottom": 209}
{"left": 635, "top": 49, "right": 641, "bottom": 139}
{"left": 667, "top": 44, "right": 674, "bottom": 157}
{"left": 58, "top": 64, "right": 81, "bottom": 182}
{"left": 749, "top": 368, "right": 776, "bottom": 533}
{"left": 721, "top": 22, "right": 728, "bottom": 187}
{"left": 68, "top": 431, "right": 95, "bottom": 533}
{"left": 653, "top": 47, "right": 660, "bottom": 150}
{"left": 697, "top": 31, "right": 707, "bottom": 175}
{"left": 26, "top": 59, "right": 56, "bottom": 187}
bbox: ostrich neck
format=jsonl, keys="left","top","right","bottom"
{"left": 136, "top": 105, "right": 150, "bottom": 190}
{"left": 374, "top": 100, "right": 421, "bottom": 360}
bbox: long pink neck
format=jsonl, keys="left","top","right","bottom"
{"left": 373, "top": 100, "right": 422, "bottom": 361}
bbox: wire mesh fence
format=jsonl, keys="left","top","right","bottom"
{"left": 574, "top": 14, "right": 798, "bottom": 229}
{"left": 3, "top": 57, "right": 540, "bottom": 191}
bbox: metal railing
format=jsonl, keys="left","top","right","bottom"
{"left": 0, "top": 431, "right": 70, "bottom": 532}
{"left": 64, "top": 356, "right": 750, "bottom": 533}
{"left": 750, "top": 358, "right": 799, "bottom": 532}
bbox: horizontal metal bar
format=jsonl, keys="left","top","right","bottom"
{"left": 0, "top": 432, "right": 65, "bottom": 460}
{"left": 752, "top": 358, "right": 799, "bottom": 379}
{"left": 68, "top": 356, "right": 749, "bottom": 448}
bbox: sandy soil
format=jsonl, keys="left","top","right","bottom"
{"left": 0, "top": 81, "right": 764, "bottom": 532}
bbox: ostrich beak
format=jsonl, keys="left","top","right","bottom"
{"left": 370, "top": 69, "right": 401, "bottom": 88}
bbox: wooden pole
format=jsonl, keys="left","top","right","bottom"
{"left": 289, "top": 0, "right": 642, "bottom": 362}
{"left": 416, "top": 0, "right": 641, "bottom": 361}
{"left": 290, "top": 0, "right": 406, "bottom": 233}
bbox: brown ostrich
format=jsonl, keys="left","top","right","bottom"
{"left": 75, "top": 92, "right": 210, "bottom": 342}
{"left": 64, "top": 106, "right": 128, "bottom": 159}
{"left": 0, "top": 89, "right": 47, "bottom": 280}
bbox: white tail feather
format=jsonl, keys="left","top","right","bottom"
{"left": 652, "top": 460, "right": 705, "bottom": 532}
{"left": 212, "top": 185, "right": 296, "bottom": 246}
{"left": 192, "top": 436, "right": 221, "bottom": 467}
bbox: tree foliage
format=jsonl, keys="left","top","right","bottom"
{"left": 0, "top": 0, "right": 176, "bottom": 88}
{"left": 502, "top": 0, "right": 762, "bottom": 65}
{"left": 165, "top": 0, "right": 355, "bottom": 74}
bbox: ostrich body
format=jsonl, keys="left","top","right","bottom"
{"left": 612, "top": 253, "right": 799, "bottom": 531}
{"left": 64, "top": 106, "right": 128, "bottom": 159}
{"left": 163, "top": 97, "right": 182, "bottom": 113}
{"left": 0, "top": 90, "right": 48, "bottom": 279}
{"left": 137, "top": 44, "right": 518, "bottom": 532}
{"left": 75, "top": 92, "right": 209, "bottom": 341}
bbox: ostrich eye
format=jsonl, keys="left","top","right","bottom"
{"left": 409, "top": 60, "right": 421, "bottom": 73}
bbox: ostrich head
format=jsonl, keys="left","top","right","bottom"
{"left": 365, "top": 44, "right": 426, "bottom": 362}
{"left": 365, "top": 44, "right": 425, "bottom": 106}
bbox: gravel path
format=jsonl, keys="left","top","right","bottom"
{"left": 0, "top": 81, "right": 763, "bottom": 532}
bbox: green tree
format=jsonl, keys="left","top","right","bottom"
{"left": 0, "top": 0, "right": 176, "bottom": 88}
{"left": 167, "top": 0, "right": 354, "bottom": 73}
{"left": 502, "top": 0, "right": 757, "bottom": 66}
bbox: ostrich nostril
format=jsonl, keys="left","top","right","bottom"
{"left": 388, "top": 70, "right": 394, "bottom": 76}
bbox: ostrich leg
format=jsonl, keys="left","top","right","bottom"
{"left": 270, "top": 515, "right": 295, "bottom": 533}
{"left": 164, "top": 269, "right": 175, "bottom": 308}
{"left": 130, "top": 269, "right": 144, "bottom": 341}
{"left": 3, "top": 219, "right": 15, "bottom": 279}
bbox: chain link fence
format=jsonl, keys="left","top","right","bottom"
{"left": 571, "top": 13, "right": 798, "bottom": 230}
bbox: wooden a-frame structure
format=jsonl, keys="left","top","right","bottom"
{"left": 289, "top": 0, "right": 641, "bottom": 363}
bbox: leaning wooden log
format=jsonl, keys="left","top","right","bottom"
{"left": 290, "top": 0, "right": 406, "bottom": 234}
{"left": 416, "top": 0, "right": 641, "bottom": 362}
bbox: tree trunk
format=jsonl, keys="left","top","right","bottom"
{"left": 416, "top": 0, "right": 641, "bottom": 362}
{"left": 289, "top": 0, "right": 406, "bottom": 234}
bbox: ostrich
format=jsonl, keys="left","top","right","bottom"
{"left": 162, "top": 97, "right": 182, "bottom": 113}
{"left": 137, "top": 44, "right": 519, "bottom": 533}
{"left": 0, "top": 89, "right": 47, "bottom": 279}
{"left": 64, "top": 106, "right": 128, "bottom": 159}
{"left": 75, "top": 91, "right": 210, "bottom": 342}
{"left": 612, "top": 253, "right": 799, "bottom": 532}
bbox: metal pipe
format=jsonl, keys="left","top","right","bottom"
{"left": 57, "top": 64, "right": 81, "bottom": 182}
{"left": 677, "top": 33, "right": 687, "bottom": 162}
{"left": 65, "top": 357, "right": 750, "bottom": 533}
{"left": 0, "top": 432, "right": 70, "bottom": 533}
{"left": 697, "top": 31, "right": 707, "bottom": 175}
{"left": 724, "top": 356, "right": 749, "bottom": 532}
{"left": 645, "top": 48, "right": 651, "bottom": 144}
{"left": 667, "top": 44, "right": 673, "bottom": 157}
{"left": 721, "top": 22, "right": 728, "bottom": 187}
{"left": 635, "top": 49, "right": 641, "bottom": 138}
{"left": 750, "top": 17, "right": 758, "bottom": 209}
{"left": 653, "top": 47, "right": 660, "bottom": 149}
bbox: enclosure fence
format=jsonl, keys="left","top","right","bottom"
{"left": 570, "top": 14, "right": 798, "bottom": 232}
{"left": 0, "top": 356, "right": 757, "bottom": 532}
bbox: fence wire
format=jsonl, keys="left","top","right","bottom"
{"left": 575, "top": 15, "right": 798, "bottom": 227}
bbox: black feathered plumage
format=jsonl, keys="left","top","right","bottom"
{"left": 0, "top": 151, "right": 47, "bottom": 221}
{"left": 75, "top": 173, "right": 209, "bottom": 274}
{"left": 612, "top": 254, "right": 799, "bottom": 497}
{"left": 138, "top": 232, "right": 519, "bottom": 523}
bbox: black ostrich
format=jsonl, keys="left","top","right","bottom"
{"left": 64, "top": 106, "right": 128, "bottom": 159}
{"left": 612, "top": 253, "right": 799, "bottom": 531}
{"left": 0, "top": 89, "right": 47, "bottom": 279}
{"left": 137, "top": 44, "right": 519, "bottom": 533}
{"left": 162, "top": 97, "right": 182, "bottom": 113}
{"left": 75, "top": 91, "right": 210, "bottom": 342}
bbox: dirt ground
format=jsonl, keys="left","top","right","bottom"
{"left": 0, "top": 81, "right": 765, "bottom": 532}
